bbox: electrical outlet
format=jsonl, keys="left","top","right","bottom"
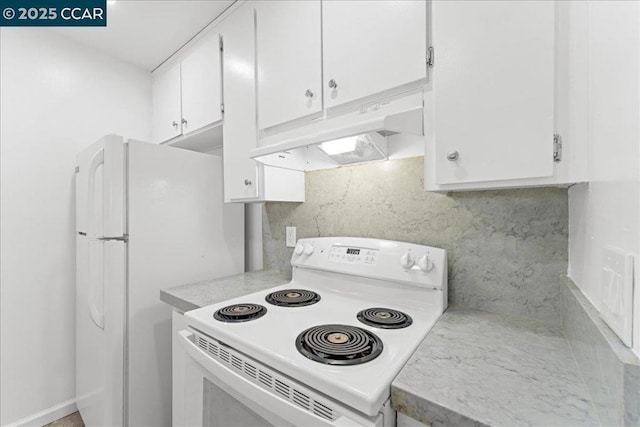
{"left": 286, "top": 226, "right": 296, "bottom": 248}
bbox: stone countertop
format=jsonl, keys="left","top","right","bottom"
{"left": 160, "top": 270, "right": 290, "bottom": 312}
{"left": 161, "top": 274, "right": 599, "bottom": 426}
{"left": 391, "top": 306, "right": 599, "bottom": 427}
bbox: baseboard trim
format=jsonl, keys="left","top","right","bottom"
{"left": 4, "top": 398, "right": 77, "bottom": 427}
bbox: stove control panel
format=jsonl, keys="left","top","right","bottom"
{"left": 291, "top": 237, "right": 447, "bottom": 291}
{"left": 329, "top": 246, "right": 379, "bottom": 265}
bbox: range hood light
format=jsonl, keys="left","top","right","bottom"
{"left": 317, "top": 136, "right": 359, "bottom": 156}
{"left": 317, "top": 133, "right": 388, "bottom": 165}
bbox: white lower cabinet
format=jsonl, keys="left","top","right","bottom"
{"left": 425, "top": 0, "right": 587, "bottom": 192}
{"left": 219, "top": 2, "right": 304, "bottom": 203}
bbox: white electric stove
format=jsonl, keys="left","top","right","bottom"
{"left": 179, "top": 237, "right": 447, "bottom": 427}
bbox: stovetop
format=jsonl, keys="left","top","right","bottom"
{"left": 184, "top": 237, "right": 448, "bottom": 416}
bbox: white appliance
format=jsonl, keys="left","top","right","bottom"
{"left": 179, "top": 237, "right": 447, "bottom": 426}
{"left": 75, "top": 135, "right": 244, "bottom": 426}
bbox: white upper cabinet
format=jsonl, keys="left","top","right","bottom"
{"left": 220, "top": 4, "right": 260, "bottom": 200}
{"left": 181, "top": 32, "right": 223, "bottom": 135}
{"left": 428, "top": 0, "right": 555, "bottom": 188}
{"left": 151, "top": 32, "right": 222, "bottom": 144}
{"left": 322, "top": 0, "right": 427, "bottom": 110}
{"left": 152, "top": 64, "right": 182, "bottom": 144}
{"left": 256, "top": 1, "right": 322, "bottom": 129}
{"left": 220, "top": 3, "right": 305, "bottom": 203}
{"left": 254, "top": 0, "right": 427, "bottom": 132}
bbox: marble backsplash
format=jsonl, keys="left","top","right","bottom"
{"left": 562, "top": 277, "right": 640, "bottom": 425}
{"left": 262, "top": 156, "right": 568, "bottom": 323}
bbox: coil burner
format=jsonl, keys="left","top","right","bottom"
{"left": 265, "top": 289, "right": 321, "bottom": 307}
{"left": 213, "top": 303, "right": 267, "bottom": 323}
{"left": 357, "top": 308, "right": 413, "bottom": 329}
{"left": 296, "top": 324, "right": 383, "bottom": 365}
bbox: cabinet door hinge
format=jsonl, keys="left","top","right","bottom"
{"left": 219, "top": 38, "right": 224, "bottom": 51}
{"left": 220, "top": 104, "right": 225, "bottom": 113}
{"left": 427, "top": 46, "right": 434, "bottom": 68}
{"left": 553, "top": 134, "right": 562, "bottom": 162}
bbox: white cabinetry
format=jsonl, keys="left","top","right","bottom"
{"left": 152, "top": 64, "right": 182, "bottom": 143}
{"left": 220, "top": 3, "right": 304, "bottom": 202}
{"left": 322, "top": 0, "right": 427, "bottom": 110}
{"left": 181, "top": 33, "right": 223, "bottom": 135}
{"left": 426, "top": 0, "right": 558, "bottom": 190}
{"left": 256, "top": 0, "right": 427, "bottom": 132}
{"left": 425, "top": 1, "right": 589, "bottom": 192}
{"left": 152, "top": 31, "right": 222, "bottom": 144}
{"left": 256, "top": 1, "right": 322, "bottom": 129}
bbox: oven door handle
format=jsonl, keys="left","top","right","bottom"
{"left": 177, "top": 330, "right": 379, "bottom": 427}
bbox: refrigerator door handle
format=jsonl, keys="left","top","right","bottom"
{"left": 87, "top": 148, "right": 104, "bottom": 239}
{"left": 97, "top": 235, "right": 129, "bottom": 242}
{"left": 88, "top": 242, "right": 105, "bottom": 330}
{"left": 88, "top": 148, "right": 105, "bottom": 330}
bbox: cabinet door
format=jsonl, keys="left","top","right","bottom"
{"left": 152, "top": 63, "right": 182, "bottom": 143}
{"left": 433, "top": 1, "right": 555, "bottom": 185}
{"left": 181, "top": 31, "right": 223, "bottom": 135}
{"left": 322, "top": 0, "right": 427, "bottom": 109}
{"left": 256, "top": 1, "right": 322, "bottom": 129}
{"left": 220, "top": 4, "right": 260, "bottom": 200}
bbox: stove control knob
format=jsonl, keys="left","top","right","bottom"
{"left": 294, "top": 243, "right": 305, "bottom": 256}
{"left": 303, "top": 244, "right": 314, "bottom": 256}
{"left": 417, "top": 254, "right": 433, "bottom": 272}
{"left": 400, "top": 252, "right": 414, "bottom": 269}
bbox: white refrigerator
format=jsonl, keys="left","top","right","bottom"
{"left": 75, "top": 135, "right": 244, "bottom": 426}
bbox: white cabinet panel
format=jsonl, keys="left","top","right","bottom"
{"left": 152, "top": 64, "right": 181, "bottom": 144}
{"left": 220, "top": 4, "right": 260, "bottom": 200}
{"left": 181, "top": 32, "right": 223, "bottom": 135}
{"left": 554, "top": 0, "right": 589, "bottom": 184}
{"left": 172, "top": 311, "right": 188, "bottom": 427}
{"left": 152, "top": 32, "right": 223, "bottom": 145}
{"left": 432, "top": 0, "right": 555, "bottom": 185}
{"left": 256, "top": 1, "right": 322, "bottom": 129}
{"left": 322, "top": 0, "right": 427, "bottom": 109}
{"left": 220, "top": 3, "right": 305, "bottom": 203}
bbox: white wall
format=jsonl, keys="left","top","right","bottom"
{"left": 245, "top": 203, "right": 264, "bottom": 272}
{"left": 568, "top": 1, "right": 640, "bottom": 357}
{"left": 0, "top": 28, "right": 151, "bottom": 425}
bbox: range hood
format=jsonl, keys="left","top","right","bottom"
{"left": 249, "top": 91, "right": 424, "bottom": 171}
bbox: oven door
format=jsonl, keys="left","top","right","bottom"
{"left": 177, "top": 329, "right": 385, "bottom": 427}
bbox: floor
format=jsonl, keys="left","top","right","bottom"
{"left": 43, "top": 412, "right": 84, "bottom": 427}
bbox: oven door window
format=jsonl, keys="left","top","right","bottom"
{"left": 203, "top": 378, "right": 272, "bottom": 427}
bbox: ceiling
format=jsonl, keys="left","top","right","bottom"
{"left": 50, "top": 0, "right": 235, "bottom": 71}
